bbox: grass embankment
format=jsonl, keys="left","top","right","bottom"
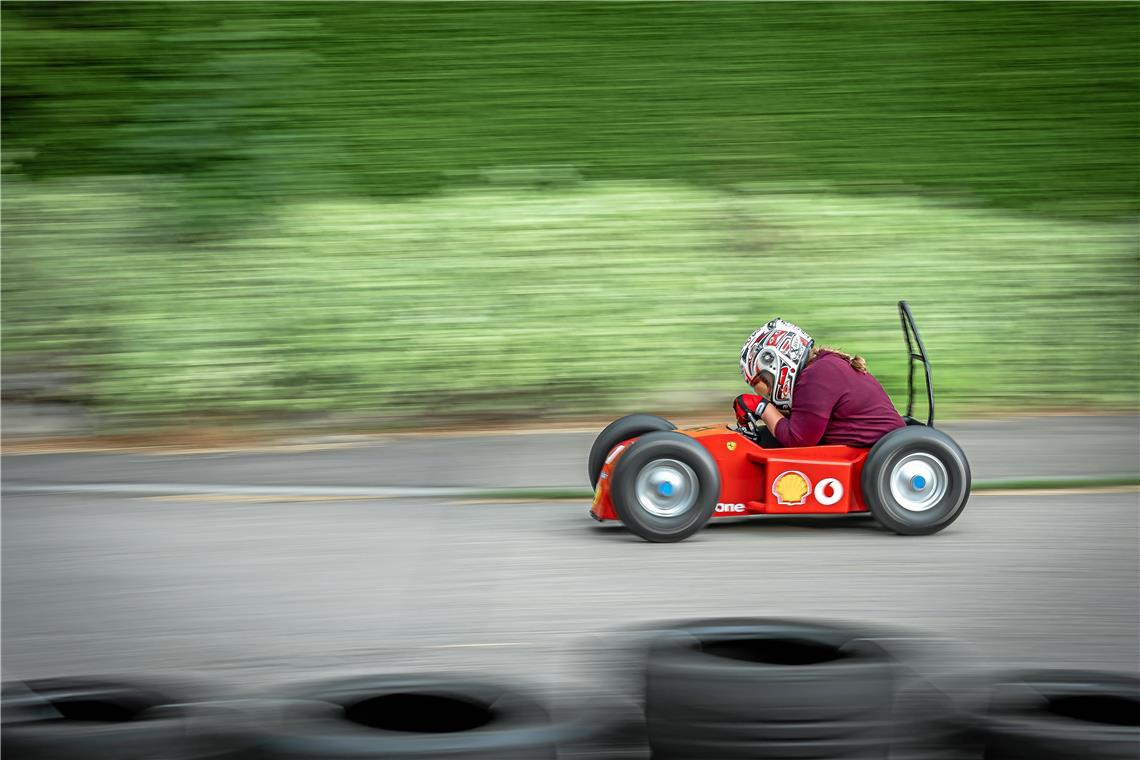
{"left": 4, "top": 180, "right": 1136, "bottom": 425}
{"left": 4, "top": 3, "right": 1136, "bottom": 429}
{"left": 5, "top": 3, "right": 1136, "bottom": 219}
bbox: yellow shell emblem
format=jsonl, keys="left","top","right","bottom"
{"left": 726, "top": 441, "right": 737, "bottom": 452}
{"left": 773, "top": 470, "right": 812, "bottom": 506}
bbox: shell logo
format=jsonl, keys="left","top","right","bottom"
{"left": 772, "top": 470, "right": 811, "bottom": 506}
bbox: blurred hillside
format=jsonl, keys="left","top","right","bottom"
{"left": 3, "top": 3, "right": 1137, "bottom": 429}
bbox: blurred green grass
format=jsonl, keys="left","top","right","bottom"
{"left": 5, "top": 178, "right": 1136, "bottom": 423}
{"left": 2, "top": 3, "right": 1137, "bottom": 427}
{"left": 4, "top": 3, "right": 1136, "bottom": 218}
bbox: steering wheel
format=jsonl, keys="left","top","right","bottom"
{"left": 733, "top": 406, "right": 766, "bottom": 440}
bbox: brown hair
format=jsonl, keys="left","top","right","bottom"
{"left": 809, "top": 346, "right": 868, "bottom": 374}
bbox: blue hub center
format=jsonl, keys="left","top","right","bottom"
{"left": 658, "top": 482, "right": 674, "bottom": 497}
{"left": 911, "top": 475, "right": 927, "bottom": 490}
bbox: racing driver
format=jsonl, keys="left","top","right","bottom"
{"left": 734, "top": 318, "right": 905, "bottom": 448}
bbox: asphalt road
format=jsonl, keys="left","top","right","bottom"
{"left": 3, "top": 490, "right": 1137, "bottom": 698}
{"left": 4, "top": 416, "right": 1138, "bottom": 492}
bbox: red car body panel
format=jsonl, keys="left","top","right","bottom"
{"left": 590, "top": 424, "right": 871, "bottom": 522}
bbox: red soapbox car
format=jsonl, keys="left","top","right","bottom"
{"left": 588, "top": 302, "right": 970, "bottom": 541}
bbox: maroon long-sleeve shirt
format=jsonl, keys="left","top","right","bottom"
{"left": 773, "top": 351, "right": 905, "bottom": 448}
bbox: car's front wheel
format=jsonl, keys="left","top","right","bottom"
{"left": 588, "top": 414, "right": 676, "bottom": 488}
{"left": 610, "top": 432, "right": 720, "bottom": 543}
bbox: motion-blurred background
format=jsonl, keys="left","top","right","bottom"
{"left": 4, "top": 2, "right": 1137, "bottom": 433}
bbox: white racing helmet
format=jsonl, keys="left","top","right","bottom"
{"left": 739, "top": 318, "right": 814, "bottom": 410}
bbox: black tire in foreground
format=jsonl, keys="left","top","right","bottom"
{"left": 1, "top": 677, "right": 257, "bottom": 760}
{"left": 861, "top": 425, "right": 970, "bottom": 535}
{"left": 588, "top": 413, "right": 675, "bottom": 489}
{"left": 970, "top": 671, "right": 1140, "bottom": 760}
{"left": 258, "top": 674, "right": 605, "bottom": 759}
{"left": 610, "top": 431, "right": 719, "bottom": 543}
{"left": 884, "top": 676, "right": 975, "bottom": 760}
{"left": 644, "top": 619, "right": 896, "bottom": 759}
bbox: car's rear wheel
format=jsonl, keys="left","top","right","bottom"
{"left": 588, "top": 413, "right": 676, "bottom": 488}
{"left": 861, "top": 426, "right": 970, "bottom": 535}
{"left": 610, "top": 431, "right": 719, "bottom": 542}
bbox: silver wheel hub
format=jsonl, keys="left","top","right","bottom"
{"left": 634, "top": 458, "right": 698, "bottom": 518}
{"left": 889, "top": 453, "right": 948, "bottom": 512}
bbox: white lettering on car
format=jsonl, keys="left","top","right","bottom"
{"left": 715, "top": 503, "right": 746, "bottom": 513}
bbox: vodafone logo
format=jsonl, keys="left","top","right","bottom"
{"left": 814, "top": 478, "right": 844, "bottom": 506}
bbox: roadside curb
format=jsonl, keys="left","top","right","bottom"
{"left": 4, "top": 476, "right": 1137, "bottom": 502}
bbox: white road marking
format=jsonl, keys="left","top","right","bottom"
{"left": 428, "top": 642, "right": 531, "bottom": 649}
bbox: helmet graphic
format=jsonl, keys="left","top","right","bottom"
{"left": 739, "top": 318, "right": 814, "bottom": 410}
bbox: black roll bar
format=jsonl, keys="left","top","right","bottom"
{"left": 898, "top": 300, "right": 935, "bottom": 427}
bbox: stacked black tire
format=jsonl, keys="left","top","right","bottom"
{"left": 644, "top": 620, "right": 895, "bottom": 759}
{"left": 970, "top": 671, "right": 1140, "bottom": 759}
{"left": 0, "top": 677, "right": 260, "bottom": 760}
{"left": 640, "top": 620, "right": 1140, "bottom": 760}
{"left": 256, "top": 674, "right": 611, "bottom": 759}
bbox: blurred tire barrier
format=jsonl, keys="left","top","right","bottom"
{"left": 4, "top": 650, "right": 1136, "bottom": 760}
{"left": 643, "top": 619, "right": 895, "bottom": 759}
{"left": 256, "top": 674, "right": 617, "bottom": 759}
{"left": 885, "top": 676, "right": 976, "bottom": 760}
{"left": 0, "top": 677, "right": 260, "bottom": 760}
{"left": 970, "top": 670, "right": 1140, "bottom": 759}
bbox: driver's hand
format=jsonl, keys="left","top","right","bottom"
{"left": 733, "top": 394, "right": 769, "bottom": 427}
